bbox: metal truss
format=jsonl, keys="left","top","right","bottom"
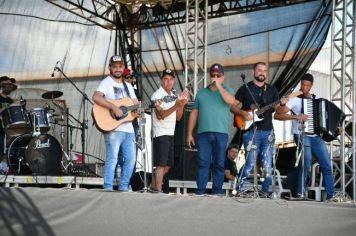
{"left": 184, "top": 0, "right": 208, "bottom": 97}
{"left": 330, "top": 0, "right": 356, "bottom": 201}
{"left": 136, "top": 0, "right": 316, "bottom": 29}
{"left": 44, "top": 0, "right": 119, "bottom": 29}
{"left": 45, "top": 0, "right": 315, "bottom": 30}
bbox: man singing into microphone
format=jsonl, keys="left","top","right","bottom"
{"left": 186, "top": 64, "right": 236, "bottom": 196}
{"left": 231, "top": 62, "right": 283, "bottom": 195}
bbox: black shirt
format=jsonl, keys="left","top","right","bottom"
{"left": 0, "top": 95, "right": 13, "bottom": 131}
{"left": 224, "top": 157, "right": 238, "bottom": 182}
{"left": 235, "top": 81, "right": 279, "bottom": 130}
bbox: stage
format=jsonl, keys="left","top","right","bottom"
{"left": 0, "top": 187, "right": 355, "bottom": 236}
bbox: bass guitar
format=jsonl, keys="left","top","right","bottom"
{"left": 92, "top": 95, "right": 177, "bottom": 132}
{"left": 234, "top": 91, "right": 302, "bottom": 130}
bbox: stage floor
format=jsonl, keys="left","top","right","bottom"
{"left": 0, "top": 187, "right": 355, "bottom": 236}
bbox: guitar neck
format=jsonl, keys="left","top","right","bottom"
{"left": 125, "top": 102, "right": 149, "bottom": 112}
{"left": 256, "top": 100, "right": 280, "bottom": 115}
{"left": 125, "top": 96, "right": 177, "bottom": 111}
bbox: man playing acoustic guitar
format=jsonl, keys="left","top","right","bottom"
{"left": 231, "top": 62, "right": 287, "bottom": 195}
{"left": 92, "top": 55, "right": 138, "bottom": 192}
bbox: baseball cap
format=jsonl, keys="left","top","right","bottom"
{"left": 0, "top": 76, "right": 16, "bottom": 83}
{"left": 109, "top": 55, "right": 124, "bottom": 65}
{"left": 209, "top": 63, "right": 224, "bottom": 75}
{"left": 162, "top": 68, "right": 175, "bottom": 78}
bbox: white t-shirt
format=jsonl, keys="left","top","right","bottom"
{"left": 96, "top": 76, "right": 137, "bottom": 133}
{"left": 151, "top": 86, "right": 177, "bottom": 137}
{"left": 286, "top": 96, "right": 316, "bottom": 136}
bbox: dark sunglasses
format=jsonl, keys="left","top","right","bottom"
{"left": 210, "top": 73, "right": 222, "bottom": 78}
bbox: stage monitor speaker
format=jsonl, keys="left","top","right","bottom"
{"left": 182, "top": 149, "right": 198, "bottom": 181}
{"left": 171, "top": 102, "right": 201, "bottom": 180}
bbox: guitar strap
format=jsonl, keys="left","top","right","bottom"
{"left": 122, "top": 81, "right": 131, "bottom": 98}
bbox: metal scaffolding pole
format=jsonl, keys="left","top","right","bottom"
{"left": 330, "top": 0, "right": 356, "bottom": 201}
{"left": 184, "top": 0, "right": 208, "bottom": 97}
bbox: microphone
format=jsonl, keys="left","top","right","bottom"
{"left": 241, "top": 73, "right": 246, "bottom": 81}
{"left": 51, "top": 61, "right": 60, "bottom": 77}
{"left": 209, "top": 81, "right": 216, "bottom": 87}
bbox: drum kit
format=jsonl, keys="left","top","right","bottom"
{"left": 1, "top": 89, "right": 66, "bottom": 175}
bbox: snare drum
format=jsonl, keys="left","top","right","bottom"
{"left": 1, "top": 104, "right": 31, "bottom": 136}
{"left": 29, "top": 108, "right": 51, "bottom": 133}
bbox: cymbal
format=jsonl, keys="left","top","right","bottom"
{"left": 42, "top": 90, "right": 63, "bottom": 99}
{"left": 0, "top": 83, "right": 17, "bottom": 92}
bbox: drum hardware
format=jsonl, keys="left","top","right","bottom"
{"left": 41, "top": 90, "right": 63, "bottom": 100}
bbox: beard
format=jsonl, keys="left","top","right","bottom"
{"left": 111, "top": 71, "right": 123, "bottom": 79}
{"left": 254, "top": 75, "right": 266, "bottom": 82}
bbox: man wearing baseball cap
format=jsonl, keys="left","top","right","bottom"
{"left": 150, "top": 69, "right": 189, "bottom": 192}
{"left": 92, "top": 55, "right": 138, "bottom": 192}
{"left": 186, "top": 63, "right": 237, "bottom": 196}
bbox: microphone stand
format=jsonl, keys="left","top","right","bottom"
{"left": 295, "top": 121, "right": 306, "bottom": 199}
{"left": 54, "top": 66, "right": 94, "bottom": 176}
{"left": 137, "top": 102, "right": 149, "bottom": 192}
{"left": 234, "top": 75, "right": 265, "bottom": 198}
{"left": 265, "top": 130, "right": 278, "bottom": 199}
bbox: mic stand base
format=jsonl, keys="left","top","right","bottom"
{"left": 235, "top": 127, "right": 268, "bottom": 199}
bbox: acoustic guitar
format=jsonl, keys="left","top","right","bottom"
{"left": 92, "top": 95, "right": 177, "bottom": 132}
{"left": 234, "top": 91, "right": 302, "bottom": 130}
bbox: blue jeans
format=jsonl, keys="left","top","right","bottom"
{"left": 238, "top": 129, "right": 273, "bottom": 193}
{"left": 103, "top": 131, "right": 136, "bottom": 191}
{"left": 118, "top": 126, "right": 140, "bottom": 176}
{"left": 298, "top": 135, "right": 334, "bottom": 199}
{"left": 196, "top": 132, "right": 228, "bottom": 195}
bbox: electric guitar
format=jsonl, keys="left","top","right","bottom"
{"left": 234, "top": 91, "right": 302, "bottom": 130}
{"left": 92, "top": 95, "right": 177, "bottom": 132}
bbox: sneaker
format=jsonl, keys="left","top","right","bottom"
{"left": 103, "top": 188, "right": 114, "bottom": 192}
{"left": 325, "top": 196, "right": 340, "bottom": 203}
{"left": 195, "top": 193, "right": 206, "bottom": 197}
{"left": 118, "top": 189, "right": 131, "bottom": 193}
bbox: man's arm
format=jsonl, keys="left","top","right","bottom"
{"left": 274, "top": 103, "right": 307, "bottom": 121}
{"left": 215, "top": 82, "right": 237, "bottom": 106}
{"left": 92, "top": 91, "right": 123, "bottom": 117}
{"left": 230, "top": 100, "right": 253, "bottom": 121}
{"left": 186, "top": 109, "right": 198, "bottom": 147}
{"left": 224, "top": 170, "right": 235, "bottom": 181}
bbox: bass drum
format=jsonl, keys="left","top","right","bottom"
{"left": 7, "top": 134, "right": 63, "bottom": 175}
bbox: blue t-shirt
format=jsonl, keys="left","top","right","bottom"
{"left": 193, "top": 84, "right": 234, "bottom": 134}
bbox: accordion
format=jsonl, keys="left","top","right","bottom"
{"left": 303, "top": 98, "right": 345, "bottom": 142}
